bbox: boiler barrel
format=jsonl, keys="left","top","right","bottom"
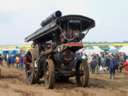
{"left": 40, "top": 10, "right": 62, "bottom": 27}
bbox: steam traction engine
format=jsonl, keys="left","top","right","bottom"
{"left": 24, "top": 11, "right": 95, "bottom": 89}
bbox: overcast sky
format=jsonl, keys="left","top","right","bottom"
{"left": 0, "top": 0, "right": 128, "bottom": 44}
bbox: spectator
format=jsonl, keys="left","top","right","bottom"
{"left": 0, "top": 54, "right": 3, "bottom": 66}
{"left": 105, "top": 54, "right": 111, "bottom": 69}
{"left": 100, "top": 54, "right": 106, "bottom": 67}
{"left": 123, "top": 59, "right": 128, "bottom": 74}
{"left": 108, "top": 55, "right": 118, "bottom": 79}
{"left": 15, "top": 55, "right": 20, "bottom": 68}
{"left": 7, "top": 55, "right": 12, "bottom": 67}
{"left": 7, "top": 54, "right": 15, "bottom": 67}
{"left": 19, "top": 53, "right": 25, "bottom": 69}
{"left": 95, "top": 54, "right": 100, "bottom": 73}
{"left": 90, "top": 55, "right": 97, "bottom": 74}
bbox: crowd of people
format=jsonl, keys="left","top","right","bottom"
{"left": 0, "top": 51, "right": 25, "bottom": 69}
{"left": 86, "top": 52, "right": 128, "bottom": 79}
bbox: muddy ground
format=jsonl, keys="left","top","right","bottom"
{"left": 0, "top": 66, "right": 128, "bottom": 96}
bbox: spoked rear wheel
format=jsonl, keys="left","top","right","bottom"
{"left": 44, "top": 58, "right": 55, "bottom": 89}
{"left": 0, "top": 68, "right": 1, "bottom": 78}
{"left": 76, "top": 60, "right": 89, "bottom": 87}
{"left": 26, "top": 67, "right": 37, "bottom": 84}
{"left": 25, "top": 51, "right": 39, "bottom": 84}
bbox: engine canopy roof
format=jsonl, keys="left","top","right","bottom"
{"left": 25, "top": 14, "right": 95, "bottom": 42}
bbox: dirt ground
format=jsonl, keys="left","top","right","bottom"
{"left": 0, "top": 65, "right": 128, "bottom": 96}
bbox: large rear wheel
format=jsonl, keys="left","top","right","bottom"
{"left": 0, "top": 68, "right": 1, "bottom": 78}
{"left": 24, "top": 51, "right": 39, "bottom": 84}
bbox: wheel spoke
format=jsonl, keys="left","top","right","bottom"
{"left": 25, "top": 51, "right": 39, "bottom": 84}
{"left": 44, "top": 59, "right": 55, "bottom": 89}
{"left": 76, "top": 61, "right": 89, "bottom": 87}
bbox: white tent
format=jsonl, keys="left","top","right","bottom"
{"left": 0, "top": 51, "right": 2, "bottom": 54}
{"left": 109, "top": 46, "right": 118, "bottom": 53}
{"left": 79, "top": 46, "right": 104, "bottom": 55}
{"left": 109, "top": 46, "right": 117, "bottom": 50}
{"left": 119, "top": 46, "right": 128, "bottom": 55}
{"left": 93, "top": 46, "right": 104, "bottom": 52}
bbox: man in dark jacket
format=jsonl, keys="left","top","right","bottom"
{"left": 108, "top": 55, "right": 118, "bottom": 79}
{"left": 90, "top": 56, "right": 97, "bottom": 74}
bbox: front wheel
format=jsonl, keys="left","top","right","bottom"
{"left": 44, "top": 58, "right": 55, "bottom": 89}
{"left": 76, "top": 60, "right": 89, "bottom": 87}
